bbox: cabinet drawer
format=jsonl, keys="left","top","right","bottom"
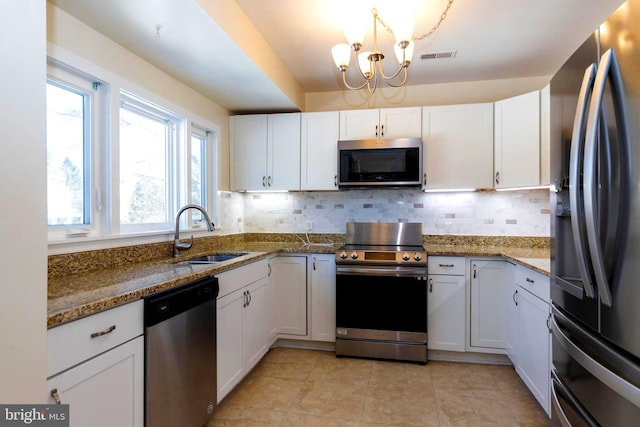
{"left": 514, "top": 265, "right": 550, "bottom": 303}
{"left": 48, "top": 300, "right": 143, "bottom": 377}
{"left": 217, "top": 259, "right": 269, "bottom": 298}
{"left": 428, "top": 256, "right": 465, "bottom": 275}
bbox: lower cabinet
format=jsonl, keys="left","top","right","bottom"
{"left": 216, "top": 260, "right": 270, "bottom": 403}
{"left": 509, "top": 265, "right": 552, "bottom": 416}
{"left": 505, "top": 265, "right": 519, "bottom": 364}
{"left": 469, "top": 259, "right": 508, "bottom": 351}
{"left": 47, "top": 337, "right": 144, "bottom": 427}
{"left": 46, "top": 300, "right": 144, "bottom": 427}
{"left": 427, "top": 256, "right": 466, "bottom": 352}
{"left": 310, "top": 254, "right": 336, "bottom": 342}
{"left": 270, "top": 256, "right": 307, "bottom": 336}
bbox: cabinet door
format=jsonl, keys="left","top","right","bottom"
{"left": 231, "top": 115, "right": 267, "bottom": 191}
{"left": 267, "top": 259, "right": 279, "bottom": 342}
{"left": 470, "top": 260, "right": 508, "bottom": 350}
{"left": 380, "top": 107, "right": 422, "bottom": 138}
{"left": 272, "top": 256, "right": 307, "bottom": 336}
{"left": 540, "top": 84, "right": 550, "bottom": 186}
{"left": 217, "top": 288, "right": 245, "bottom": 402}
{"left": 427, "top": 274, "right": 465, "bottom": 352}
{"left": 244, "top": 278, "right": 269, "bottom": 371}
{"left": 311, "top": 254, "right": 336, "bottom": 342}
{"left": 422, "top": 104, "right": 494, "bottom": 190}
{"left": 268, "top": 113, "right": 300, "bottom": 190}
{"left": 339, "top": 109, "right": 379, "bottom": 139}
{"left": 46, "top": 336, "right": 144, "bottom": 427}
{"left": 301, "top": 112, "right": 339, "bottom": 190}
{"left": 517, "top": 288, "right": 551, "bottom": 415}
{"left": 506, "top": 275, "right": 519, "bottom": 364}
{"left": 494, "top": 90, "right": 540, "bottom": 188}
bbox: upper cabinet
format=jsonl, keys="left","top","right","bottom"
{"left": 540, "top": 84, "right": 551, "bottom": 186}
{"left": 231, "top": 113, "right": 301, "bottom": 191}
{"left": 339, "top": 107, "right": 421, "bottom": 140}
{"left": 422, "top": 103, "right": 494, "bottom": 190}
{"left": 301, "top": 111, "right": 340, "bottom": 191}
{"left": 494, "top": 90, "right": 541, "bottom": 189}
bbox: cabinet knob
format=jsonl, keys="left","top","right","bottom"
{"left": 375, "top": 124, "right": 379, "bottom": 137}
{"left": 495, "top": 171, "right": 500, "bottom": 185}
{"left": 262, "top": 176, "right": 267, "bottom": 187}
{"left": 423, "top": 173, "right": 427, "bottom": 186}
{"left": 380, "top": 124, "right": 384, "bottom": 136}
{"left": 51, "top": 388, "right": 62, "bottom": 405}
{"left": 334, "top": 175, "right": 338, "bottom": 187}
{"left": 429, "top": 278, "right": 433, "bottom": 293}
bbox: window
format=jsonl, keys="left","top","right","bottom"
{"left": 46, "top": 60, "right": 219, "bottom": 243}
{"left": 119, "top": 94, "right": 178, "bottom": 230}
{"left": 190, "top": 127, "right": 209, "bottom": 224}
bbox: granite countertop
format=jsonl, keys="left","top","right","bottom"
{"left": 47, "top": 241, "right": 340, "bottom": 328}
{"left": 48, "top": 239, "right": 549, "bottom": 328}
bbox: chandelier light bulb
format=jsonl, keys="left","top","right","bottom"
{"left": 332, "top": 44, "right": 352, "bottom": 70}
{"left": 358, "top": 51, "right": 373, "bottom": 77}
{"left": 392, "top": 15, "right": 415, "bottom": 45}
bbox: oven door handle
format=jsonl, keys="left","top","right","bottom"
{"left": 336, "top": 266, "right": 426, "bottom": 277}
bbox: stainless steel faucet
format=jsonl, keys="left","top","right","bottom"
{"left": 174, "top": 204, "right": 215, "bottom": 256}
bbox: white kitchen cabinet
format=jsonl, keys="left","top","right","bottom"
{"left": 47, "top": 337, "right": 144, "bottom": 427}
{"left": 422, "top": 103, "right": 494, "bottom": 190}
{"left": 231, "top": 113, "right": 300, "bottom": 191}
{"left": 512, "top": 264, "right": 551, "bottom": 416}
{"left": 271, "top": 255, "right": 307, "bottom": 336}
{"left": 339, "top": 107, "right": 421, "bottom": 140}
{"left": 301, "top": 111, "right": 340, "bottom": 190}
{"left": 427, "top": 256, "right": 466, "bottom": 352}
{"left": 46, "top": 301, "right": 144, "bottom": 427}
{"left": 469, "top": 259, "right": 508, "bottom": 351}
{"left": 540, "top": 84, "right": 551, "bottom": 186}
{"left": 516, "top": 283, "right": 551, "bottom": 416}
{"left": 505, "top": 263, "right": 519, "bottom": 365}
{"left": 494, "top": 90, "right": 541, "bottom": 188}
{"left": 310, "top": 254, "right": 336, "bottom": 342}
{"left": 216, "top": 260, "right": 270, "bottom": 402}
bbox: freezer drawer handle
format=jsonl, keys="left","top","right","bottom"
{"left": 552, "top": 315, "right": 640, "bottom": 408}
{"left": 551, "top": 374, "right": 599, "bottom": 427}
{"left": 90, "top": 325, "right": 116, "bottom": 339}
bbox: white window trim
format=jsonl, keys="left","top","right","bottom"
{"left": 46, "top": 44, "right": 221, "bottom": 253}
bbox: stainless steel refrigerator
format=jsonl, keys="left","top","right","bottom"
{"left": 550, "top": 1, "right": 640, "bottom": 425}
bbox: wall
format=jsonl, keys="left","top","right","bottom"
{"left": 218, "top": 189, "right": 550, "bottom": 237}
{"left": 0, "top": 0, "right": 48, "bottom": 402}
{"left": 46, "top": 4, "right": 233, "bottom": 190}
{"left": 304, "top": 75, "right": 551, "bottom": 111}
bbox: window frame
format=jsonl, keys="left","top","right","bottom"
{"left": 46, "top": 55, "right": 220, "bottom": 249}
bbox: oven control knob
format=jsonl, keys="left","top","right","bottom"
{"left": 402, "top": 252, "right": 410, "bottom": 261}
{"left": 350, "top": 251, "right": 359, "bottom": 259}
{"left": 339, "top": 250, "right": 347, "bottom": 259}
{"left": 414, "top": 253, "right": 423, "bottom": 261}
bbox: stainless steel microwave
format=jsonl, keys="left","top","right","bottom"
{"left": 338, "top": 138, "right": 423, "bottom": 188}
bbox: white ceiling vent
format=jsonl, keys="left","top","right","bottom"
{"left": 420, "top": 51, "right": 458, "bottom": 60}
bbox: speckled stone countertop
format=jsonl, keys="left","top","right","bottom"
{"left": 48, "top": 234, "right": 549, "bottom": 328}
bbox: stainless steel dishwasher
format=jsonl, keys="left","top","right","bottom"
{"left": 145, "top": 275, "right": 218, "bottom": 427}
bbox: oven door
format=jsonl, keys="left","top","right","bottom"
{"left": 335, "top": 265, "right": 427, "bottom": 343}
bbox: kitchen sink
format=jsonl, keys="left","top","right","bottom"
{"left": 187, "top": 252, "right": 248, "bottom": 264}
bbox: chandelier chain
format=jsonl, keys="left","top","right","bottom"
{"left": 375, "top": 0, "right": 454, "bottom": 42}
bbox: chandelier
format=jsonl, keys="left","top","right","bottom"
{"left": 331, "top": 0, "right": 454, "bottom": 94}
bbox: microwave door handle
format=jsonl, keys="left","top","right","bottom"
{"left": 583, "top": 49, "right": 631, "bottom": 308}
{"left": 569, "top": 63, "right": 598, "bottom": 299}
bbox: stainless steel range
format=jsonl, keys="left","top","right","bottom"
{"left": 335, "top": 222, "right": 428, "bottom": 364}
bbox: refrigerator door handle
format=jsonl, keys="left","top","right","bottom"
{"left": 569, "top": 63, "right": 598, "bottom": 299}
{"left": 583, "top": 48, "right": 632, "bottom": 308}
{"left": 552, "top": 312, "right": 640, "bottom": 408}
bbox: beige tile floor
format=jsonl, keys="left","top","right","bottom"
{"left": 207, "top": 348, "right": 551, "bottom": 427}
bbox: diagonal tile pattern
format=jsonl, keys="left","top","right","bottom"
{"left": 207, "top": 348, "right": 550, "bottom": 427}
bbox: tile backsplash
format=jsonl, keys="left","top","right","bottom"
{"left": 218, "top": 189, "right": 550, "bottom": 236}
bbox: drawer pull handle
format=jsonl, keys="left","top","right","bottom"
{"left": 439, "top": 264, "right": 454, "bottom": 268}
{"left": 526, "top": 277, "right": 535, "bottom": 283}
{"left": 90, "top": 325, "right": 116, "bottom": 339}
{"left": 51, "top": 388, "right": 61, "bottom": 405}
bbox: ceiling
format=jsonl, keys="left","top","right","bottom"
{"left": 50, "top": 0, "right": 624, "bottom": 113}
